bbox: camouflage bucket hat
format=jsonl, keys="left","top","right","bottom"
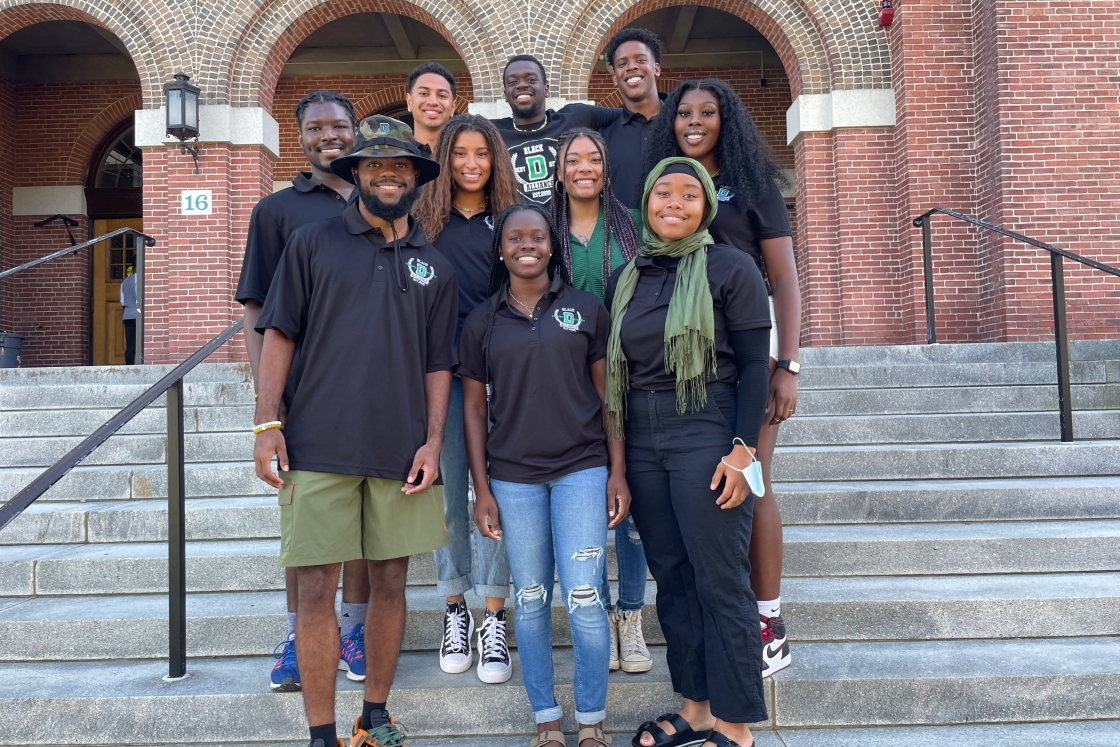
{"left": 330, "top": 114, "right": 441, "bottom": 186}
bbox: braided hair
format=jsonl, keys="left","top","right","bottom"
{"left": 642, "top": 78, "right": 787, "bottom": 203}
{"left": 294, "top": 90, "right": 357, "bottom": 128}
{"left": 480, "top": 203, "right": 572, "bottom": 403}
{"left": 552, "top": 128, "right": 641, "bottom": 289}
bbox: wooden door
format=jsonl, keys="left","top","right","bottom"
{"left": 92, "top": 218, "right": 142, "bottom": 365}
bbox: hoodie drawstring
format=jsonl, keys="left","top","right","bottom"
{"left": 391, "top": 224, "right": 408, "bottom": 293}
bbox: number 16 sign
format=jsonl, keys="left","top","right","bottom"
{"left": 181, "top": 190, "right": 213, "bottom": 215}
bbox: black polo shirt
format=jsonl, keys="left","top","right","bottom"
{"left": 492, "top": 104, "right": 623, "bottom": 205}
{"left": 599, "top": 94, "right": 667, "bottom": 209}
{"left": 257, "top": 204, "right": 458, "bottom": 481}
{"left": 235, "top": 172, "right": 349, "bottom": 305}
{"left": 431, "top": 209, "right": 495, "bottom": 338}
{"left": 459, "top": 275, "right": 610, "bottom": 484}
{"left": 607, "top": 244, "right": 770, "bottom": 392}
{"left": 707, "top": 178, "right": 792, "bottom": 291}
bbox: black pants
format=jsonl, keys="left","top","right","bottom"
{"left": 624, "top": 383, "right": 767, "bottom": 723}
{"left": 123, "top": 319, "right": 136, "bottom": 365}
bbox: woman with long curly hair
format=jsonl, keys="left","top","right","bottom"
{"left": 463, "top": 203, "right": 630, "bottom": 747}
{"left": 412, "top": 114, "right": 522, "bottom": 684}
{"left": 644, "top": 79, "right": 801, "bottom": 682}
{"left": 552, "top": 128, "right": 652, "bottom": 675}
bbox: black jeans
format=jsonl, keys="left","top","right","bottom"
{"left": 123, "top": 319, "right": 136, "bottom": 365}
{"left": 624, "top": 383, "right": 767, "bottom": 724}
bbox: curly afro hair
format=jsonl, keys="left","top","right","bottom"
{"left": 642, "top": 78, "right": 787, "bottom": 204}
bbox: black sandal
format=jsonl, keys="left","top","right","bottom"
{"left": 703, "top": 731, "right": 753, "bottom": 747}
{"left": 631, "top": 713, "right": 706, "bottom": 747}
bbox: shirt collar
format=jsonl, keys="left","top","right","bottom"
{"left": 494, "top": 272, "right": 568, "bottom": 311}
{"left": 619, "top": 92, "right": 667, "bottom": 124}
{"left": 343, "top": 200, "right": 428, "bottom": 246}
{"left": 291, "top": 172, "right": 320, "bottom": 193}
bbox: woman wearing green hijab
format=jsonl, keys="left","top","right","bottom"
{"left": 606, "top": 158, "right": 772, "bottom": 747}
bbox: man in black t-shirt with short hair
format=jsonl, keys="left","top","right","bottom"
{"left": 491, "top": 54, "right": 622, "bottom": 205}
{"left": 254, "top": 116, "right": 458, "bottom": 747}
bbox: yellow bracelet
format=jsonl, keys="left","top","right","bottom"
{"left": 252, "top": 421, "right": 282, "bottom": 435}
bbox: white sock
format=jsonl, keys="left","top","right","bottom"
{"left": 758, "top": 598, "right": 780, "bottom": 619}
{"left": 286, "top": 612, "right": 297, "bottom": 638}
{"left": 340, "top": 602, "right": 368, "bottom": 637}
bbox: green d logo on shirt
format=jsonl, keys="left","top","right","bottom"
{"left": 553, "top": 308, "right": 584, "bottom": 332}
{"left": 407, "top": 258, "right": 436, "bottom": 286}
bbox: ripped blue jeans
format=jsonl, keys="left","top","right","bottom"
{"left": 490, "top": 466, "right": 610, "bottom": 725}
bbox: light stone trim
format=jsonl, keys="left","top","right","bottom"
{"left": 272, "top": 181, "right": 293, "bottom": 193}
{"left": 467, "top": 98, "right": 593, "bottom": 119}
{"left": 12, "top": 186, "right": 87, "bottom": 217}
{"left": 786, "top": 89, "right": 896, "bottom": 144}
{"left": 134, "top": 106, "right": 280, "bottom": 157}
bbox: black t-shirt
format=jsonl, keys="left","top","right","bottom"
{"left": 492, "top": 104, "right": 622, "bottom": 205}
{"left": 459, "top": 275, "right": 610, "bottom": 483}
{"left": 607, "top": 244, "right": 771, "bottom": 392}
{"left": 599, "top": 95, "right": 666, "bottom": 209}
{"left": 707, "top": 178, "right": 792, "bottom": 291}
{"left": 257, "top": 204, "right": 458, "bottom": 480}
{"left": 235, "top": 172, "right": 349, "bottom": 305}
{"left": 431, "top": 209, "right": 495, "bottom": 338}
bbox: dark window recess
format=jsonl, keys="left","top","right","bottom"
{"left": 107, "top": 235, "right": 136, "bottom": 280}
{"left": 86, "top": 124, "right": 143, "bottom": 219}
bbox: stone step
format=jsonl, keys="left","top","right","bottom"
{"left": 2, "top": 572, "right": 1117, "bottom": 662}
{"left": 4, "top": 520, "right": 1118, "bottom": 596}
{"left": 8, "top": 473, "right": 1120, "bottom": 546}
{"left": 797, "top": 339, "right": 1120, "bottom": 366}
{"left": 0, "top": 381, "right": 255, "bottom": 412}
{"left": 3, "top": 638, "right": 1120, "bottom": 742}
{"left": 797, "top": 360, "right": 1117, "bottom": 390}
{"left": 0, "top": 432, "right": 250, "bottom": 468}
{"left": 0, "top": 462, "right": 271, "bottom": 503}
{"left": 795, "top": 382, "right": 1120, "bottom": 415}
{"left": 778, "top": 410, "right": 1120, "bottom": 444}
{"left": 0, "top": 404, "right": 255, "bottom": 438}
{"left": 0, "top": 363, "right": 250, "bottom": 387}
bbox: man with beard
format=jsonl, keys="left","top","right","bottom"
{"left": 235, "top": 91, "right": 374, "bottom": 693}
{"left": 254, "top": 115, "right": 457, "bottom": 747}
{"left": 491, "top": 54, "right": 621, "bottom": 205}
{"left": 598, "top": 28, "right": 666, "bottom": 209}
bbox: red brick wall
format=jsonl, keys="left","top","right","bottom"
{"left": 588, "top": 65, "right": 794, "bottom": 170}
{"left": 0, "top": 79, "right": 141, "bottom": 365}
{"left": 272, "top": 74, "right": 475, "bottom": 181}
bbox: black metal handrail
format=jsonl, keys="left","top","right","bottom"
{"left": 1, "top": 226, "right": 157, "bottom": 364}
{"left": 0, "top": 318, "right": 244, "bottom": 679}
{"left": 913, "top": 207, "right": 1120, "bottom": 442}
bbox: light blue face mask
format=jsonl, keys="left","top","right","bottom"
{"left": 744, "top": 456, "right": 765, "bottom": 498}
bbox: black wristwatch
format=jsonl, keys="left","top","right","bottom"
{"left": 776, "top": 359, "right": 801, "bottom": 375}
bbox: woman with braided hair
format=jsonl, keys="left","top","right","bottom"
{"left": 551, "top": 127, "right": 653, "bottom": 675}
{"left": 644, "top": 79, "right": 801, "bottom": 680}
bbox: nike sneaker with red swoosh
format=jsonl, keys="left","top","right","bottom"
{"left": 760, "top": 614, "right": 791, "bottom": 678}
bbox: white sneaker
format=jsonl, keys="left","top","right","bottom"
{"left": 618, "top": 608, "right": 652, "bottom": 673}
{"left": 760, "top": 614, "right": 791, "bottom": 678}
{"left": 608, "top": 608, "right": 621, "bottom": 671}
{"left": 476, "top": 608, "right": 513, "bottom": 683}
{"left": 439, "top": 601, "right": 475, "bottom": 674}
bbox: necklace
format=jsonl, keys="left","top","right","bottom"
{"left": 453, "top": 201, "right": 487, "bottom": 214}
{"left": 508, "top": 289, "right": 539, "bottom": 316}
{"left": 512, "top": 113, "right": 549, "bottom": 133}
{"left": 574, "top": 230, "right": 593, "bottom": 245}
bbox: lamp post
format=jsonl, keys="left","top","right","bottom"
{"left": 164, "top": 73, "right": 200, "bottom": 173}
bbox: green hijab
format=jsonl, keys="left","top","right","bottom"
{"left": 606, "top": 157, "right": 720, "bottom": 439}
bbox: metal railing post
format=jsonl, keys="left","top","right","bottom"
{"left": 1051, "top": 253, "right": 1074, "bottom": 442}
{"left": 136, "top": 241, "right": 146, "bottom": 365}
{"left": 166, "top": 377, "right": 188, "bottom": 678}
{"left": 921, "top": 216, "right": 937, "bottom": 344}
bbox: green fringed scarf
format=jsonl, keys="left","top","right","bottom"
{"left": 606, "top": 157, "right": 720, "bottom": 440}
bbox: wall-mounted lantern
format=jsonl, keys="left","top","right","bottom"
{"left": 165, "top": 73, "right": 200, "bottom": 173}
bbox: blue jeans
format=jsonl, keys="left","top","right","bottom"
{"left": 435, "top": 376, "right": 510, "bottom": 599}
{"left": 600, "top": 512, "right": 648, "bottom": 612}
{"left": 490, "top": 466, "right": 611, "bottom": 725}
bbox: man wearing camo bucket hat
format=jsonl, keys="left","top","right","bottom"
{"left": 254, "top": 115, "right": 459, "bottom": 747}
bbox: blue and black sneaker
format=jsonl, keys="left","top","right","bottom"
{"left": 271, "top": 633, "right": 301, "bottom": 691}
{"left": 339, "top": 623, "right": 366, "bottom": 681}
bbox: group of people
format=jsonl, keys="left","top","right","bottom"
{"left": 239, "top": 26, "right": 801, "bottom": 747}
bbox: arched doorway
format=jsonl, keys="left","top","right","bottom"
{"left": 86, "top": 119, "right": 142, "bottom": 365}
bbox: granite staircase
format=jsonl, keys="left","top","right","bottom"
{"left": 1, "top": 341, "right": 1119, "bottom": 746}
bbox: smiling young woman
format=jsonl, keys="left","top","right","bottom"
{"left": 644, "top": 79, "right": 801, "bottom": 680}
{"left": 609, "top": 158, "right": 772, "bottom": 747}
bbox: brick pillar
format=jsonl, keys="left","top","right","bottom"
{"left": 141, "top": 143, "right": 271, "bottom": 363}
{"left": 794, "top": 132, "right": 841, "bottom": 346}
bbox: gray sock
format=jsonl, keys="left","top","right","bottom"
{"left": 287, "top": 612, "right": 297, "bottom": 639}
{"left": 340, "top": 603, "right": 368, "bottom": 637}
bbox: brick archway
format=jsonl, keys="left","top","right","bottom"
{"left": 0, "top": 1, "right": 188, "bottom": 107}
{"left": 62, "top": 94, "right": 144, "bottom": 185}
{"left": 556, "top": 0, "right": 832, "bottom": 101}
{"left": 220, "top": 0, "right": 502, "bottom": 111}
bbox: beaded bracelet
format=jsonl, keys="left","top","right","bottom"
{"left": 252, "top": 421, "right": 282, "bottom": 435}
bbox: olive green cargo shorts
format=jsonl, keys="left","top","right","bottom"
{"left": 277, "top": 470, "right": 448, "bottom": 567}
